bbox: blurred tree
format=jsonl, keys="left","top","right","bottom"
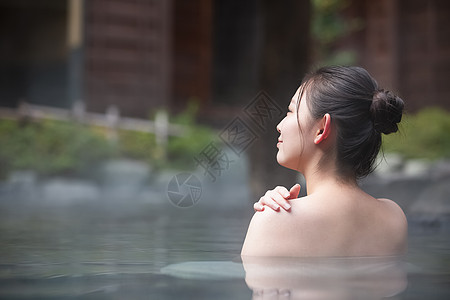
{"left": 310, "top": 0, "right": 362, "bottom": 66}
{"left": 248, "top": 0, "right": 311, "bottom": 199}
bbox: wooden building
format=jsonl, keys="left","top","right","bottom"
{"left": 84, "top": 0, "right": 173, "bottom": 117}
{"left": 344, "top": 0, "right": 450, "bottom": 111}
{"left": 0, "top": 0, "right": 449, "bottom": 118}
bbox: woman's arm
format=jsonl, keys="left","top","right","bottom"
{"left": 241, "top": 200, "right": 320, "bottom": 257}
{"left": 241, "top": 208, "right": 289, "bottom": 256}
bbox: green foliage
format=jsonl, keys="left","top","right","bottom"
{"left": 311, "top": 0, "right": 362, "bottom": 66}
{"left": 0, "top": 103, "right": 218, "bottom": 178}
{"left": 312, "top": 0, "right": 348, "bottom": 44}
{"left": 117, "top": 129, "right": 159, "bottom": 163}
{"left": 166, "top": 102, "right": 218, "bottom": 170}
{"left": 383, "top": 108, "right": 450, "bottom": 160}
{"left": 0, "top": 119, "right": 115, "bottom": 178}
{"left": 113, "top": 102, "right": 217, "bottom": 170}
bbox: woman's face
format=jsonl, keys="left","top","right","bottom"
{"left": 276, "top": 86, "right": 315, "bottom": 171}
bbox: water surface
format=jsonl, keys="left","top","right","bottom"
{"left": 0, "top": 194, "right": 449, "bottom": 299}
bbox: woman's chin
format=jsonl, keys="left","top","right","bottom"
{"left": 276, "top": 155, "right": 297, "bottom": 171}
{"left": 276, "top": 155, "right": 288, "bottom": 169}
{"left": 276, "top": 153, "right": 282, "bottom": 164}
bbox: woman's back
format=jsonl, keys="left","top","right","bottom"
{"left": 241, "top": 187, "right": 407, "bottom": 257}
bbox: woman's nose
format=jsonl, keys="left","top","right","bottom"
{"left": 276, "top": 120, "right": 282, "bottom": 133}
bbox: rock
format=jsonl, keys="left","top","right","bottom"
{"left": 134, "top": 186, "right": 167, "bottom": 204}
{"left": 2, "top": 170, "right": 38, "bottom": 201}
{"left": 8, "top": 170, "right": 37, "bottom": 186}
{"left": 100, "top": 159, "right": 151, "bottom": 184}
{"left": 99, "top": 159, "right": 151, "bottom": 200}
{"left": 361, "top": 155, "right": 450, "bottom": 216}
{"left": 409, "top": 178, "right": 450, "bottom": 217}
{"left": 429, "top": 159, "right": 450, "bottom": 180}
{"left": 41, "top": 178, "right": 100, "bottom": 203}
{"left": 403, "top": 159, "right": 431, "bottom": 177}
{"left": 360, "top": 175, "right": 430, "bottom": 213}
{"left": 374, "top": 153, "right": 404, "bottom": 176}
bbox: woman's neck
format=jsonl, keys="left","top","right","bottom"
{"left": 303, "top": 168, "right": 358, "bottom": 196}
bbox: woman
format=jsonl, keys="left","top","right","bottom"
{"left": 241, "top": 66, "right": 407, "bottom": 257}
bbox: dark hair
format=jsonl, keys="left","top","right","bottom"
{"left": 299, "top": 66, "right": 404, "bottom": 179}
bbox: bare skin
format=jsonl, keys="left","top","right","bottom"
{"left": 241, "top": 87, "right": 408, "bottom": 257}
{"left": 242, "top": 181, "right": 407, "bottom": 257}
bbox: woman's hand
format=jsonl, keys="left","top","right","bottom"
{"left": 254, "top": 184, "right": 301, "bottom": 212}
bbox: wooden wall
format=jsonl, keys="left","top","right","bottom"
{"left": 84, "top": 0, "right": 212, "bottom": 117}
{"left": 84, "top": 0, "right": 172, "bottom": 118}
{"left": 397, "top": 0, "right": 450, "bottom": 111}
{"left": 357, "top": 0, "right": 450, "bottom": 112}
{"left": 172, "top": 0, "right": 212, "bottom": 110}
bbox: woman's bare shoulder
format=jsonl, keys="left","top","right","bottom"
{"left": 241, "top": 196, "right": 326, "bottom": 257}
{"left": 376, "top": 198, "right": 407, "bottom": 223}
{"left": 377, "top": 197, "right": 403, "bottom": 209}
{"left": 376, "top": 198, "right": 408, "bottom": 232}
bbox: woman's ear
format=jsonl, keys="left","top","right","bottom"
{"left": 314, "top": 113, "right": 331, "bottom": 145}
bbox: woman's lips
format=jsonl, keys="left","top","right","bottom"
{"left": 277, "top": 140, "right": 283, "bottom": 147}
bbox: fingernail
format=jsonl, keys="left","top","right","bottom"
{"left": 284, "top": 193, "right": 290, "bottom": 198}
{"left": 274, "top": 205, "right": 280, "bottom": 210}
{"left": 284, "top": 204, "right": 291, "bottom": 210}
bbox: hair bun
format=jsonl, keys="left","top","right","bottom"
{"left": 370, "top": 89, "right": 404, "bottom": 134}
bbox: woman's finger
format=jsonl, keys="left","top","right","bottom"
{"left": 255, "top": 186, "right": 293, "bottom": 212}
{"left": 260, "top": 195, "right": 281, "bottom": 211}
{"left": 254, "top": 201, "right": 265, "bottom": 211}
{"left": 274, "top": 186, "right": 291, "bottom": 198}
{"left": 265, "top": 190, "right": 290, "bottom": 211}
{"left": 259, "top": 194, "right": 281, "bottom": 211}
{"left": 269, "top": 189, "right": 291, "bottom": 210}
{"left": 289, "top": 183, "right": 301, "bottom": 199}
